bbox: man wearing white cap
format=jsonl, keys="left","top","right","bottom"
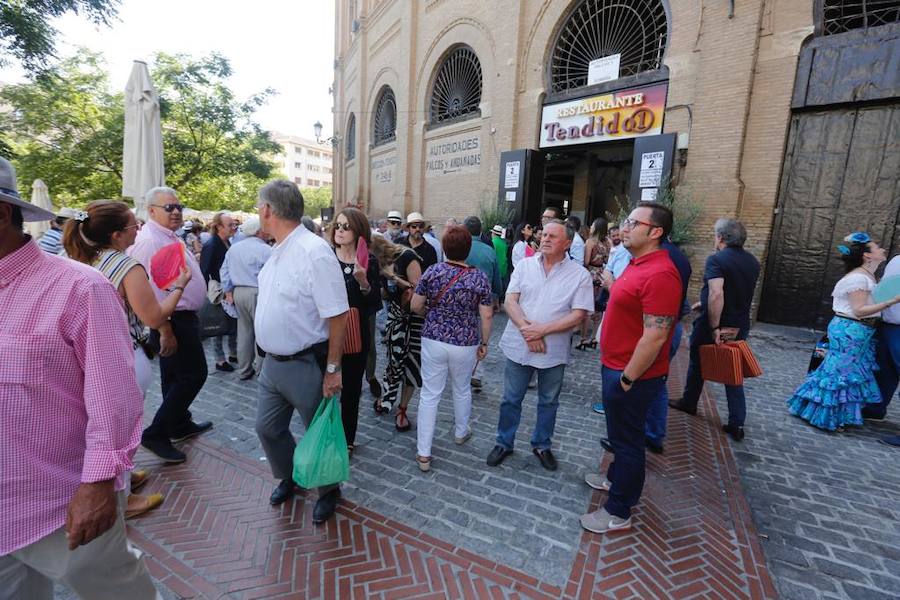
{"left": 401, "top": 212, "right": 438, "bottom": 271}
{"left": 221, "top": 216, "right": 273, "bottom": 380}
{"left": 385, "top": 210, "right": 405, "bottom": 243}
{"left": 0, "top": 157, "right": 160, "bottom": 598}
{"left": 37, "top": 207, "right": 79, "bottom": 255}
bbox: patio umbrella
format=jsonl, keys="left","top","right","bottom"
{"left": 24, "top": 179, "right": 52, "bottom": 238}
{"left": 122, "top": 60, "right": 164, "bottom": 220}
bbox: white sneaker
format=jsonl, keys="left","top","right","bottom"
{"left": 454, "top": 430, "right": 472, "bottom": 445}
{"left": 580, "top": 508, "right": 632, "bottom": 533}
{"left": 584, "top": 473, "right": 611, "bottom": 491}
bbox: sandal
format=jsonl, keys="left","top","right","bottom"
{"left": 395, "top": 406, "right": 412, "bottom": 432}
{"left": 130, "top": 469, "right": 150, "bottom": 492}
{"left": 416, "top": 455, "right": 431, "bottom": 472}
{"left": 373, "top": 399, "right": 389, "bottom": 415}
{"left": 125, "top": 493, "right": 164, "bottom": 520}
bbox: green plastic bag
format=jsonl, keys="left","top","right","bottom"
{"left": 292, "top": 395, "right": 350, "bottom": 489}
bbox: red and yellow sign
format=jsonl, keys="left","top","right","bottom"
{"left": 539, "top": 82, "right": 667, "bottom": 148}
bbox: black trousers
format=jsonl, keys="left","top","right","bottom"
{"left": 146, "top": 311, "right": 208, "bottom": 440}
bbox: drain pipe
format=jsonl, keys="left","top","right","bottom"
{"left": 733, "top": 1, "right": 767, "bottom": 219}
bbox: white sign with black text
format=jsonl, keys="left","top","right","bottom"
{"left": 504, "top": 161, "right": 521, "bottom": 189}
{"left": 588, "top": 54, "right": 621, "bottom": 86}
{"left": 638, "top": 151, "right": 664, "bottom": 188}
{"left": 425, "top": 134, "right": 481, "bottom": 178}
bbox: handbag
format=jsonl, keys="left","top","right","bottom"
{"left": 292, "top": 395, "right": 350, "bottom": 488}
{"left": 729, "top": 340, "right": 763, "bottom": 378}
{"left": 429, "top": 266, "right": 472, "bottom": 309}
{"left": 344, "top": 307, "right": 362, "bottom": 354}
{"left": 808, "top": 334, "right": 829, "bottom": 373}
{"left": 198, "top": 298, "right": 237, "bottom": 339}
{"left": 700, "top": 343, "right": 744, "bottom": 386}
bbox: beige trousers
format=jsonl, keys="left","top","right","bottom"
{"left": 0, "top": 493, "right": 160, "bottom": 600}
{"left": 233, "top": 285, "right": 261, "bottom": 378}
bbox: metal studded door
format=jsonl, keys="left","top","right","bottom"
{"left": 759, "top": 105, "right": 900, "bottom": 328}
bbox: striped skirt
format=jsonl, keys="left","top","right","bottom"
{"left": 381, "top": 301, "right": 424, "bottom": 408}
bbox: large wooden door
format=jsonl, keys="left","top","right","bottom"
{"left": 759, "top": 104, "right": 900, "bottom": 328}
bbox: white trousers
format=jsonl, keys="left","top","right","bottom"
{"left": 0, "top": 493, "right": 161, "bottom": 600}
{"left": 416, "top": 338, "right": 478, "bottom": 457}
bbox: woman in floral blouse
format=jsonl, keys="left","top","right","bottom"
{"left": 410, "top": 225, "right": 494, "bottom": 471}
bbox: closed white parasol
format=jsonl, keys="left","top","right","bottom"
{"left": 122, "top": 60, "right": 164, "bottom": 220}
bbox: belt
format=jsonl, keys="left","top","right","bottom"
{"left": 259, "top": 341, "right": 327, "bottom": 362}
{"left": 835, "top": 314, "right": 880, "bottom": 328}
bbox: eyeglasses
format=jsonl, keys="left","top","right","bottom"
{"left": 229, "top": 222, "right": 239, "bottom": 229}
{"left": 621, "top": 217, "right": 660, "bottom": 231}
{"left": 122, "top": 222, "right": 142, "bottom": 231}
{"left": 408, "top": 223, "right": 425, "bottom": 230}
{"left": 151, "top": 203, "right": 185, "bottom": 213}
{"left": 334, "top": 222, "right": 353, "bottom": 231}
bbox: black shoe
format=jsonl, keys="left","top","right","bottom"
{"left": 533, "top": 448, "right": 558, "bottom": 471}
{"left": 170, "top": 421, "right": 213, "bottom": 443}
{"left": 228, "top": 355, "right": 238, "bottom": 364}
{"left": 216, "top": 361, "right": 235, "bottom": 372}
{"left": 269, "top": 479, "right": 297, "bottom": 505}
{"left": 486, "top": 445, "right": 513, "bottom": 467}
{"left": 239, "top": 369, "right": 255, "bottom": 381}
{"left": 645, "top": 438, "right": 664, "bottom": 454}
{"left": 313, "top": 488, "right": 341, "bottom": 523}
{"left": 600, "top": 437, "right": 615, "bottom": 454}
{"left": 668, "top": 399, "right": 697, "bottom": 416}
{"left": 141, "top": 438, "right": 186, "bottom": 464}
{"left": 722, "top": 424, "right": 745, "bottom": 442}
{"left": 368, "top": 378, "right": 383, "bottom": 398}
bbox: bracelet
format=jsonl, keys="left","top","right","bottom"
{"left": 480, "top": 343, "right": 489, "bottom": 347}
{"left": 168, "top": 286, "right": 185, "bottom": 292}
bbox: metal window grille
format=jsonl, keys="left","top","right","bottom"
{"left": 821, "top": 0, "right": 900, "bottom": 35}
{"left": 346, "top": 114, "right": 356, "bottom": 160}
{"left": 549, "top": 0, "right": 668, "bottom": 93}
{"left": 429, "top": 46, "right": 482, "bottom": 125}
{"left": 372, "top": 87, "right": 397, "bottom": 146}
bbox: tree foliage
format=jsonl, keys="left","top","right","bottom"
{"left": 301, "top": 186, "right": 333, "bottom": 219}
{"left": 0, "top": 0, "right": 119, "bottom": 70}
{"left": 1, "top": 48, "right": 282, "bottom": 210}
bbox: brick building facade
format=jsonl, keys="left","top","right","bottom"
{"left": 331, "top": 0, "right": 900, "bottom": 326}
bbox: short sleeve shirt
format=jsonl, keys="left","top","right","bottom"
{"left": 698, "top": 247, "right": 760, "bottom": 330}
{"left": 416, "top": 263, "right": 492, "bottom": 346}
{"left": 601, "top": 249, "right": 682, "bottom": 379}
{"left": 255, "top": 225, "right": 349, "bottom": 355}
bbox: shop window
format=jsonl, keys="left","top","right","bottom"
{"left": 372, "top": 86, "right": 397, "bottom": 146}
{"left": 820, "top": 0, "right": 900, "bottom": 35}
{"left": 346, "top": 113, "right": 356, "bottom": 160}
{"left": 549, "top": 0, "right": 668, "bottom": 93}
{"left": 429, "top": 45, "right": 482, "bottom": 125}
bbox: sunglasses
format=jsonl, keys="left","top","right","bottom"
{"left": 151, "top": 203, "right": 185, "bottom": 213}
{"left": 334, "top": 222, "right": 353, "bottom": 231}
{"left": 408, "top": 223, "right": 425, "bottom": 230}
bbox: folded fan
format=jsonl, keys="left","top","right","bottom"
{"left": 150, "top": 242, "right": 186, "bottom": 290}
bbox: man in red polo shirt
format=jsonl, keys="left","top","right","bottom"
{"left": 581, "top": 202, "right": 682, "bottom": 533}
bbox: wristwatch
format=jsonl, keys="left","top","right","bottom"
{"left": 326, "top": 363, "right": 341, "bottom": 374}
{"left": 620, "top": 373, "right": 634, "bottom": 387}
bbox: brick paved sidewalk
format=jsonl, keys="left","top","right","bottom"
{"left": 91, "top": 324, "right": 776, "bottom": 599}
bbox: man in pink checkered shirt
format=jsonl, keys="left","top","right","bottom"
{"left": 0, "top": 158, "right": 160, "bottom": 599}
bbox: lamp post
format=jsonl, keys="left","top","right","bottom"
{"left": 313, "top": 121, "right": 338, "bottom": 146}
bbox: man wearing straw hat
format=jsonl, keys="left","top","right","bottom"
{"left": 400, "top": 211, "right": 438, "bottom": 271}
{"left": 0, "top": 158, "right": 160, "bottom": 598}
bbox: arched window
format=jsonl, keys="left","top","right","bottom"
{"left": 819, "top": 0, "right": 900, "bottom": 35}
{"left": 549, "top": 0, "right": 668, "bottom": 93}
{"left": 346, "top": 113, "right": 356, "bottom": 160}
{"left": 372, "top": 86, "right": 397, "bottom": 147}
{"left": 429, "top": 45, "right": 483, "bottom": 125}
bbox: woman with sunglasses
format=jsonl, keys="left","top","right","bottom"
{"left": 787, "top": 232, "right": 900, "bottom": 431}
{"left": 62, "top": 200, "right": 191, "bottom": 519}
{"left": 329, "top": 208, "right": 382, "bottom": 454}
{"left": 370, "top": 235, "right": 424, "bottom": 431}
{"left": 511, "top": 222, "right": 534, "bottom": 269}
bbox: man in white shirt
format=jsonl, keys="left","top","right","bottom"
{"left": 253, "top": 180, "right": 349, "bottom": 523}
{"left": 567, "top": 215, "right": 585, "bottom": 264}
{"left": 486, "top": 221, "right": 593, "bottom": 471}
{"left": 870, "top": 255, "right": 900, "bottom": 424}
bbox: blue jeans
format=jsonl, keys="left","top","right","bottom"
{"left": 682, "top": 321, "right": 749, "bottom": 427}
{"left": 868, "top": 323, "right": 900, "bottom": 419}
{"left": 645, "top": 323, "right": 683, "bottom": 445}
{"left": 496, "top": 359, "right": 565, "bottom": 451}
{"left": 602, "top": 366, "right": 664, "bottom": 520}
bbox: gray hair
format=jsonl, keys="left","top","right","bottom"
{"left": 145, "top": 186, "right": 178, "bottom": 204}
{"left": 259, "top": 180, "right": 304, "bottom": 222}
{"left": 240, "top": 216, "right": 261, "bottom": 237}
{"left": 301, "top": 216, "right": 318, "bottom": 234}
{"left": 714, "top": 218, "right": 747, "bottom": 247}
{"left": 546, "top": 219, "right": 575, "bottom": 241}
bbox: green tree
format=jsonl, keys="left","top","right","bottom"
{"left": 1, "top": 48, "right": 282, "bottom": 209}
{"left": 300, "top": 186, "right": 333, "bottom": 218}
{"left": 0, "top": 0, "right": 119, "bottom": 70}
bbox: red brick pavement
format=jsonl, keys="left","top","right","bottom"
{"left": 129, "top": 348, "right": 777, "bottom": 599}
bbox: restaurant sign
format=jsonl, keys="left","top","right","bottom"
{"left": 539, "top": 82, "right": 667, "bottom": 149}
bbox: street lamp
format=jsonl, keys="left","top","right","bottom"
{"left": 314, "top": 121, "right": 338, "bottom": 146}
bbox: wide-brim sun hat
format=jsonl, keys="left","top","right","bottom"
{"left": 387, "top": 210, "right": 403, "bottom": 222}
{"left": 492, "top": 225, "right": 504, "bottom": 235}
{"left": 406, "top": 212, "right": 427, "bottom": 225}
{"left": 0, "top": 157, "right": 55, "bottom": 222}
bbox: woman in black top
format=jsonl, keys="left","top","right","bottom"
{"left": 371, "top": 234, "right": 423, "bottom": 431}
{"left": 331, "top": 208, "right": 382, "bottom": 453}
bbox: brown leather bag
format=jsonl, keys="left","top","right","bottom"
{"left": 344, "top": 307, "right": 362, "bottom": 354}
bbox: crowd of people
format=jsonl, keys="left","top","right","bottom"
{"left": 3, "top": 150, "right": 898, "bottom": 596}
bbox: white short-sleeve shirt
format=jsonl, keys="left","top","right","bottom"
{"left": 255, "top": 225, "right": 349, "bottom": 355}
{"left": 832, "top": 272, "right": 878, "bottom": 318}
{"left": 499, "top": 254, "right": 594, "bottom": 368}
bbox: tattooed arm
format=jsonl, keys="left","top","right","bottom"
{"left": 620, "top": 313, "right": 674, "bottom": 389}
